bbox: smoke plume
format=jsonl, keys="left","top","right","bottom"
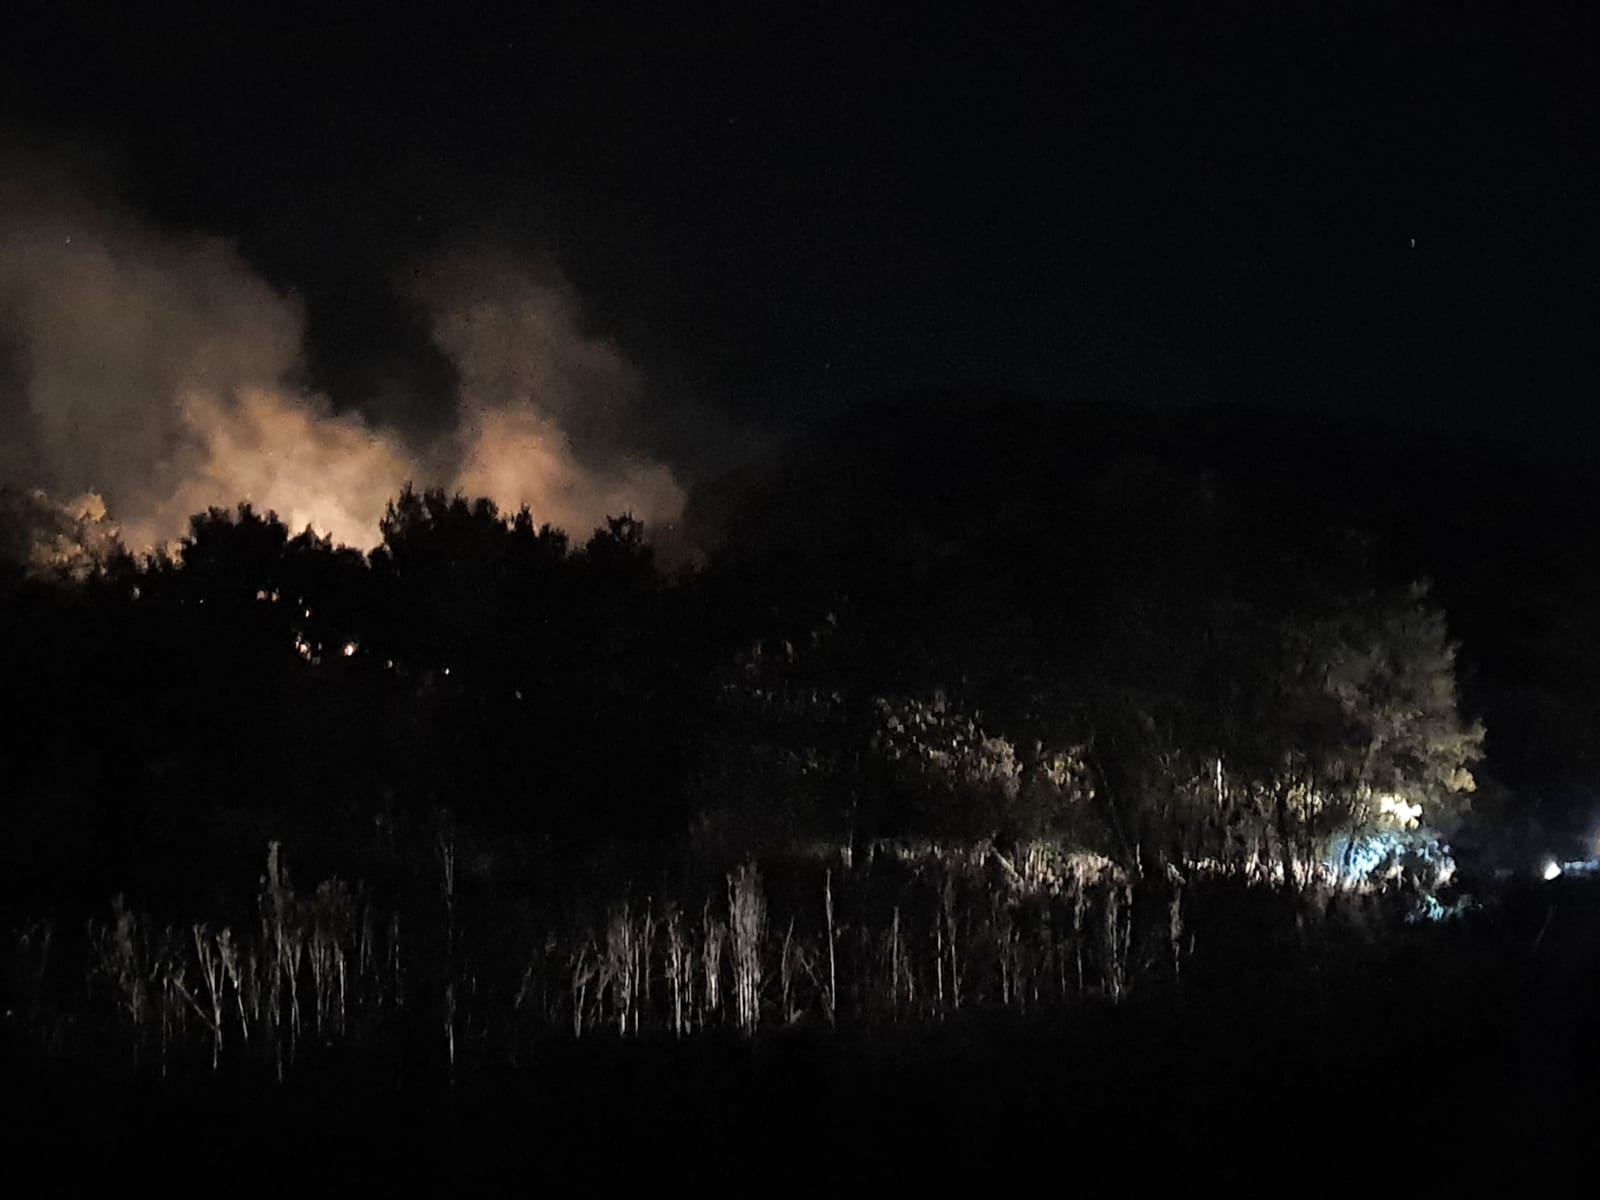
{"left": 414, "top": 254, "right": 686, "bottom": 540}
{"left": 0, "top": 165, "right": 684, "bottom": 554}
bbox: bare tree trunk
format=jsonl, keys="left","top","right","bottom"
{"left": 823, "top": 869, "right": 837, "bottom": 1027}
{"left": 1275, "top": 787, "right": 1296, "bottom": 888}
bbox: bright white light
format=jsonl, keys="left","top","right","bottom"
{"left": 1543, "top": 860, "right": 1563, "bottom": 881}
{"left": 1377, "top": 794, "right": 1423, "bottom": 830}
{"left": 342, "top": 641, "right": 358, "bottom": 657}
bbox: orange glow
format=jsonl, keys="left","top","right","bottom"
{"left": 454, "top": 405, "right": 684, "bottom": 542}
{"left": 3, "top": 174, "right": 686, "bottom": 557}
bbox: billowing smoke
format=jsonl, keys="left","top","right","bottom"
{"left": 145, "top": 389, "right": 417, "bottom": 552}
{"left": 415, "top": 254, "right": 685, "bottom": 540}
{"left": 0, "top": 164, "right": 684, "bottom": 555}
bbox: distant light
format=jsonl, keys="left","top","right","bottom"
{"left": 442, "top": 666, "right": 451, "bottom": 676}
{"left": 1543, "top": 860, "right": 1563, "bottom": 881}
{"left": 342, "top": 641, "right": 358, "bottom": 657}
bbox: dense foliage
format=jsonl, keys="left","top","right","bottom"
{"left": 1, "top": 404, "right": 1506, "bottom": 919}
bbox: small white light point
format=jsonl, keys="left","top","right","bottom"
{"left": 1543, "top": 860, "right": 1562, "bottom": 881}
{"left": 343, "top": 641, "right": 358, "bottom": 657}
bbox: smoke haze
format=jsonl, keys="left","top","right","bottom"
{"left": 415, "top": 254, "right": 686, "bottom": 541}
{"left": 0, "top": 164, "right": 685, "bottom": 553}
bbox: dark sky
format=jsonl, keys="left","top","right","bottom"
{"left": 4, "top": 2, "right": 1597, "bottom": 469}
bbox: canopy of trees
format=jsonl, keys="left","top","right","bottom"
{"left": 1, "top": 402, "right": 1548, "bottom": 912}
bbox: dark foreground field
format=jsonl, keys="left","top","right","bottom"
{"left": 10, "top": 879, "right": 1596, "bottom": 1188}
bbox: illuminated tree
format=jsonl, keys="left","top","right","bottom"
{"left": 868, "top": 691, "right": 1092, "bottom": 845}
{"left": 1201, "top": 582, "right": 1483, "bottom": 884}
{"left": 0, "top": 486, "right": 127, "bottom": 586}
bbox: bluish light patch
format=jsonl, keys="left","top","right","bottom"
{"left": 1407, "top": 895, "right": 1447, "bottom": 923}
{"left": 1329, "top": 831, "right": 1405, "bottom": 882}
{"left": 1406, "top": 893, "right": 1476, "bottom": 923}
{"left": 1327, "top": 826, "right": 1455, "bottom": 889}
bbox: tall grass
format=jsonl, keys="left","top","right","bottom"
{"left": 12, "top": 835, "right": 1314, "bottom": 1082}
{"left": 729, "top": 864, "right": 765, "bottom": 1034}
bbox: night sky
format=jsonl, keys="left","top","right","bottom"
{"left": 3, "top": 3, "right": 1597, "bottom": 513}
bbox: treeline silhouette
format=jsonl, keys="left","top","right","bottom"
{"left": 4, "top": 488, "right": 703, "bottom": 910}
{"left": 3, "top": 400, "right": 1539, "bottom": 918}
{"left": 7, "top": 400, "right": 1600, "bottom": 1119}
